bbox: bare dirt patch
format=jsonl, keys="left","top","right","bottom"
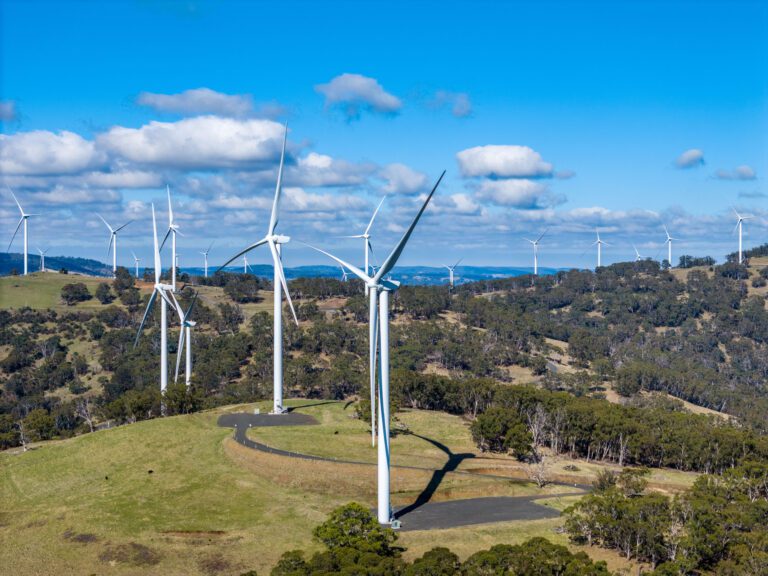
{"left": 99, "top": 542, "right": 162, "bottom": 567}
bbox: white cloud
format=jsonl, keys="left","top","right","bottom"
{"left": 84, "top": 170, "right": 163, "bottom": 188}
{"left": 0, "top": 101, "right": 16, "bottom": 121}
{"left": 294, "top": 153, "right": 375, "bottom": 187}
{"left": 283, "top": 187, "right": 369, "bottom": 212}
{"left": 432, "top": 90, "right": 472, "bottom": 118}
{"left": 456, "top": 145, "right": 554, "bottom": 178}
{"left": 675, "top": 148, "right": 705, "bottom": 169}
{"left": 476, "top": 179, "right": 563, "bottom": 209}
{"left": 0, "top": 130, "right": 104, "bottom": 175}
{"left": 715, "top": 165, "right": 757, "bottom": 181}
{"left": 97, "top": 116, "right": 285, "bottom": 169}
{"left": 137, "top": 87, "right": 255, "bottom": 117}
{"left": 28, "top": 185, "right": 120, "bottom": 205}
{"left": 315, "top": 73, "right": 402, "bottom": 120}
{"left": 379, "top": 163, "right": 428, "bottom": 195}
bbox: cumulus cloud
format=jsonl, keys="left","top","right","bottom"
{"left": 432, "top": 90, "right": 472, "bottom": 118}
{"left": 715, "top": 165, "right": 757, "bottom": 181}
{"left": 456, "top": 145, "right": 554, "bottom": 178}
{"left": 97, "top": 116, "right": 285, "bottom": 169}
{"left": 476, "top": 179, "right": 564, "bottom": 209}
{"left": 28, "top": 185, "right": 120, "bottom": 205}
{"left": 294, "top": 153, "right": 375, "bottom": 187}
{"left": 0, "top": 101, "right": 16, "bottom": 121}
{"left": 84, "top": 170, "right": 163, "bottom": 188}
{"left": 379, "top": 163, "right": 428, "bottom": 195}
{"left": 0, "top": 130, "right": 105, "bottom": 175}
{"left": 315, "top": 73, "right": 402, "bottom": 120}
{"left": 675, "top": 149, "right": 705, "bottom": 169}
{"left": 137, "top": 87, "right": 256, "bottom": 117}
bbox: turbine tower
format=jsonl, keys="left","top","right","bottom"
{"left": 308, "top": 171, "right": 444, "bottom": 525}
{"left": 218, "top": 123, "right": 298, "bottom": 414}
{"left": 7, "top": 190, "right": 36, "bottom": 276}
{"left": 443, "top": 258, "right": 462, "bottom": 287}
{"left": 131, "top": 251, "right": 141, "bottom": 279}
{"left": 37, "top": 247, "right": 48, "bottom": 272}
{"left": 173, "top": 292, "right": 198, "bottom": 388}
{"left": 243, "top": 254, "right": 251, "bottom": 274}
{"left": 201, "top": 242, "right": 214, "bottom": 278}
{"left": 340, "top": 195, "right": 387, "bottom": 295}
{"left": 135, "top": 205, "right": 176, "bottom": 410}
{"left": 524, "top": 230, "right": 547, "bottom": 275}
{"left": 663, "top": 226, "right": 677, "bottom": 268}
{"left": 160, "top": 186, "right": 181, "bottom": 291}
{"left": 592, "top": 229, "right": 608, "bottom": 268}
{"left": 97, "top": 214, "right": 132, "bottom": 277}
{"left": 733, "top": 209, "right": 753, "bottom": 265}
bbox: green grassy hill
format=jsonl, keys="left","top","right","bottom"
{"left": 1, "top": 399, "right": 682, "bottom": 575}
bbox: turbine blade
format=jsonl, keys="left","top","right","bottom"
{"left": 536, "top": 228, "right": 548, "bottom": 243}
{"left": 8, "top": 188, "right": 24, "bottom": 215}
{"left": 269, "top": 240, "right": 298, "bottom": 325}
{"left": 134, "top": 290, "right": 158, "bottom": 347}
{"left": 268, "top": 123, "right": 288, "bottom": 235}
{"left": 175, "top": 327, "right": 185, "bottom": 383}
{"left": 336, "top": 235, "right": 366, "bottom": 239}
{"left": 152, "top": 204, "right": 161, "bottom": 284}
{"left": 364, "top": 195, "right": 387, "bottom": 235}
{"left": 159, "top": 227, "right": 172, "bottom": 251}
{"left": 114, "top": 220, "right": 133, "bottom": 233}
{"left": 107, "top": 233, "right": 115, "bottom": 258}
{"left": 185, "top": 291, "right": 199, "bottom": 320}
{"left": 732, "top": 221, "right": 740, "bottom": 235}
{"left": 97, "top": 213, "right": 113, "bottom": 233}
{"left": 375, "top": 170, "right": 445, "bottom": 281}
{"left": 453, "top": 257, "right": 463, "bottom": 268}
{"left": 300, "top": 241, "right": 371, "bottom": 283}
{"left": 167, "top": 185, "right": 174, "bottom": 224}
{"left": 7, "top": 217, "right": 23, "bottom": 251}
{"left": 216, "top": 238, "right": 269, "bottom": 273}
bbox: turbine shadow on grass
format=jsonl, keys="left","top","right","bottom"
{"left": 285, "top": 400, "right": 338, "bottom": 413}
{"left": 394, "top": 432, "right": 475, "bottom": 520}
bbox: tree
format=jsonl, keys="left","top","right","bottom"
{"left": 405, "top": 547, "right": 460, "bottom": 576}
{"left": 95, "top": 282, "right": 114, "bottom": 304}
{"left": 22, "top": 409, "right": 56, "bottom": 441}
{"left": 312, "top": 502, "right": 397, "bottom": 556}
{"left": 60, "top": 282, "right": 92, "bottom": 305}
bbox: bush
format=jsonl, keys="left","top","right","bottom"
{"left": 95, "top": 283, "right": 114, "bottom": 304}
{"left": 312, "top": 503, "right": 397, "bottom": 556}
{"left": 61, "top": 283, "right": 92, "bottom": 305}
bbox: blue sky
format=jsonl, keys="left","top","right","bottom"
{"left": 1, "top": 0, "right": 766, "bottom": 269}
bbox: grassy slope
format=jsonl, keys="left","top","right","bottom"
{"left": 1, "top": 399, "right": 651, "bottom": 575}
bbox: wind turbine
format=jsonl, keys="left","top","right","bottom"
{"left": 524, "top": 230, "right": 547, "bottom": 275}
{"left": 135, "top": 204, "right": 176, "bottom": 411}
{"left": 97, "top": 214, "right": 132, "bottom": 277}
{"left": 592, "top": 229, "right": 608, "bottom": 268}
{"left": 733, "top": 209, "right": 753, "bottom": 265}
{"left": 131, "top": 251, "right": 141, "bottom": 279}
{"left": 173, "top": 292, "right": 198, "bottom": 388}
{"left": 37, "top": 247, "right": 48, "bottom": 272}
{"left": 7, "top": 190, "right": 36, "bottom": 276}
{"left": 339, "top": 265, "right": 350, "bottom": 282}
{"left": 307, "top": 171, "right": 444, "bottom": 525}
{"left": 201, "top": 242, "right": 214, "bottom": 278}
{"left": 339, "top": 195, "right": 387, "bottom": 295}
{"left": 633, "top": 244, "right": 642, "bottom": 262}
{"left": 243, "top": 254, "right": 252, "bottom": 274}
{"left": 160, "top": 186, "right": 181, "bottom": 291}
{"left": 663, "top": 226, "right": 677, "bottom": 268}
{"left": 443, "top": 258, "right": 462, "bottom": 287}
{"left": 217, "top": 123, "right": 298, "bottom": 414}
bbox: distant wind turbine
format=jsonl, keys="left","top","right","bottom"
{"left": 217, "top": 123, "right": 298, "bottom": 414}
{"left": 243, "top": 254, "right": 252, "bottom": 274}
{"left": 733, "top": 208, "right": 753, "bottom": 265}
{"left": 339, "top": 265, "right": 350, "bottom": 282}
{"left": 307, "top": 171, "right": 444, "bottom": 525}
{"left": 524, "top": 229, "right": 547, "bottom": 275}
{"left": 160, "top": 186, "right": 182, "bottom": 292}
{"left": 339, "top": 195, "right": 387, "bottom": 295}
{"left": 663, "top": 226, "right": 677, "bottom": 268}
{"left": 37, "top": 247, "right": 48, "bottom": 272}
{"left": 201, "top": 242, "right": 214, "bottom": 278}
{"left": 97, "top": 214, "right": 132, "bottom": 277}
{"left": 131, "top": 251, "right": 141, "bottom": 279}
{"left": 173, "top": 292, "right": 198, "bottom": 388}
{"left": 443, "top": 258, "right": 462, "bottom": 287}
{"left": 633, "top": 244, "right": 642, "bottom": 262}
{"left": 135, "top": 204, "right": 176, "bottom": 411}
{"left": 593, "top": 229, "right": 609, "bottom": 268}
{"left": 7, "top": 189, "right": 37, "bottom": 276}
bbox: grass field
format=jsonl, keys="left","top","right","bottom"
{"left": 1, "top": 399, "right": 650, "bottom": 575}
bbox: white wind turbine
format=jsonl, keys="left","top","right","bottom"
{"left": 663, "top": 226, "right": 677, "bottom": 268}
{"left": 135, "top": 204, "right": 176, "bottom": 409}
{"left": 37, "top": 247, "right": 49, "bottom": 272}
{"left": 218, "top": 123, "right": 298, "bottom": 414}
{"left": 593, "top": 229, "right": 609, "bottom": 268}
{"left": 733, "top": 208, "right": 753, "bottom": 265}
{"left": 443, "top": 258, "right": 462, "bottom": 287}
{"left": 633, "top": 244, "right": 642, "bottom": 262}
{"left": 97, "top": 214, "right": 133, "bottom": 277}
{"left": 160, "top": 186, "right": 181, "bottom": 292}
{"left": 201, "top": 242, "right": 214, "bottom": 278}
{"left": 173, "top": 292, "right": 198, "bottom": 388}
{"left": 7, "top": 190, "right": 37, "bottom": 276}
{"left": 339, "top": 265, "right": 350, "bottom": 282}
{"left": 524, "top": 229, "right": 547, "bottom": 275}
{"left": 131, "top": 251, "right": 141, "bottom": 279}
{"left": 339, "top": 195, "right": 387, "bottom": 295}
{"left": 243, "top": 254, "right": 251, "bottom": 274}
{"left": 307, "top": 171, "right": 444, "bottom": 525}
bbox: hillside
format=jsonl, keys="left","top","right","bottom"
{"left": 0, "top": 253, "right": 112, "bottom": 277}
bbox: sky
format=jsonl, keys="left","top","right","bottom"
{"left": 1, "top": 0, "right": 767, "bottom": 270}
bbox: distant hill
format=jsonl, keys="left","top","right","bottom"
{"left": 0, "top": 253, "right": 112, "bottom": 277}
